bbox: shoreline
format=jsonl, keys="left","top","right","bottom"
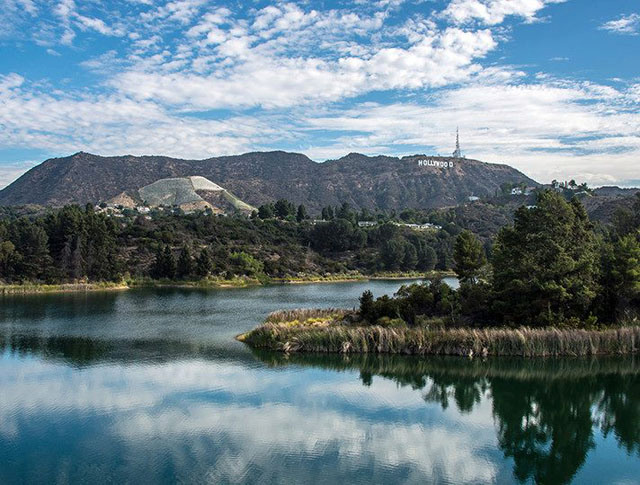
{"left": 0, "top": 272, "right": 449, "bottom": 295}
{"left": 0, "top": 282, "right": 130, "bottom": 295}
{"left": 237, "top": 310, "right": 640, "bottom": 357}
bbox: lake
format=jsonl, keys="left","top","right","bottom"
{"left": 0, "top": 280, "right": 638, "bottom": 484}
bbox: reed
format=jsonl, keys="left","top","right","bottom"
{"left": 239, "top": 318, "right": 640, "bottom": 357}
{"left": 0, "top": 281, "right": 128, "bottom": 295}
{"left": 264, "top": 308, "right": 350, "bottom": 324}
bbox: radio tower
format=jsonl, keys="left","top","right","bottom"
{"left": 452, "top": 127, "right": 462, "bottom": 158}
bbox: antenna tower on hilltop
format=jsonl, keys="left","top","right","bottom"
{"left": 452, "top": 127, "right": 462, "bottom": 158}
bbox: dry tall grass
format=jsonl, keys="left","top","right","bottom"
{"left": 239, "top": 321, "right": 640, "bottom": 357}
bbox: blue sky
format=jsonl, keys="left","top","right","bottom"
{"left": 0, "top": 0, "right": 639, "bottom": 187}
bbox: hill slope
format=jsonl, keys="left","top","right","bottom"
{"left": 110, "top": 176, "right": 255, "bottom": 214}
{"left": 0, "top": 151, "right": 537, "bottom": 212}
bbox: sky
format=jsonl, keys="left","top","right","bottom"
{"left": 0, "top": 0, "right": 639, "bottom": 188}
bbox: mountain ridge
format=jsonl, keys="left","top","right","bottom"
{"left": 0, "top": 150, "right": 538, "bottom": 212}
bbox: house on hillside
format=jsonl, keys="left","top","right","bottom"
{"left": 394, "top": 222, "right": 442, "bottom": 231}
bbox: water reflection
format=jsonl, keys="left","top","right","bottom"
{"left": 0, "top": 284, "right": 638, "bottom": 484}
{"left": 254, "top": 352, "right": 640, "bottom": 484}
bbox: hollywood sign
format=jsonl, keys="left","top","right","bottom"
{"left": 417, "top": 158, "right": 454, "bottom": 168}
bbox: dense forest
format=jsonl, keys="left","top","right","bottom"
{"left": 359, "top": 191, "right": 640, "bottom": 327}
{"left": 0, "top": 201, "right": 463, "bottom": 284}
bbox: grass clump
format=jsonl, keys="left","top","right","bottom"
{"left": 239, "top": 318, "right": 640, "bottom": 357}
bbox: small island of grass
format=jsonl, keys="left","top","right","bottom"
{"left": 237, "top": 307, "right": 639, "bottom": 357}
{"left": 239, "top": 191, "right": 640, "bottom": 357}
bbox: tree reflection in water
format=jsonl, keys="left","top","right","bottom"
{"left": 0, "top": 328, "right": 637, "bottom": 484}
{"left": 255, "top": 351, "right": 640, "bottom": 485}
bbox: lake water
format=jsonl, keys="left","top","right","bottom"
{"left": 0, "top": 279, "right": 638, "bottom": 484}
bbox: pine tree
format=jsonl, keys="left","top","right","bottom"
{"left": 151, "top": 245, "right": 165, "bottom": 279}
{"left": 177, "top": 245, "right": 194, "bottom": 279}
{"left": 196, "top": 248, "right": 213, "bottom": 277}
{"left": 403, "top": 242, "right": 418, "bottom": 270}
{"left": 492, "top": 191, "right": 599, "bottom": 326}
{"left": 163, "top": 245, "right": 176, "bottom": 279}
{"left": 296, "top": 204, "right": 308, "bottom": 223}
{"left": 274, "top": 199, "right": 295, "bottom": 219}
{"left": 606, "top": 234, "right": 640, "bottom": 317}
{"left": 60, "top": 236, "right": 73, "bottom": 279}
{"left": 453, "top": 230, "right": 486, "bottom": 283}
{"left": 258, "top": 204, "right": 274, "bottom": 220}
{"left": 71, "top": 236, "right": 84, "bottom": 280}
{"left": 152, "top": 244, "right": 176, "bottom": 279}
{"left": 359, "top": 290, "right": 375, "bottom": 322}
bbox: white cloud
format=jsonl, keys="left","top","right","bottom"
{"left": 112, "top": 27, "right": 497, "bottom": 109}
{"left": 0, "top": 161, "right": 38, "bottom": 189}
{"left": 74, "top": 14, "right": 124, "bottom": 36}
{"left": 0, "top": 0, "right": 638, "bottom": 188}
{"left": 600, "top": 13, "right": 640, "bottom": 35}
{"left": 0, "top": 74, "right": 279, "bottom": 175}
{"left": 303, "top": 81, "right": 640, "bottom": 184}
{"left": 441, "top": 0, "right": 565, "bottom": 26}
{"left": 141, "top": 0, "right": 207, "bottom": 25}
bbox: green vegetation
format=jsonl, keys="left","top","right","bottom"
{"left": 358, "top": 191, "right": 640, "bottom": 329}
{"left": 239, "top": 319, "right": 639, "bottom": 356}
{"left": 0, "top": 201, "right": 462, "bottom": 287}
{"left": 241, "top": 191, "right": 640, "bottom": 355}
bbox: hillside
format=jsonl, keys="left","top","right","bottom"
{"left": 110, "top": 176, "right": 255, "bottom": 214}
{"left": 0, "top": 151, "right": 538, "bottom": 212}
{"left": 583, "top": 189, "right": 640, "bottom": 225}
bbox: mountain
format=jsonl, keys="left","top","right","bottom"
{"left": 0, "top": 151, "right": 538, "bottom": 212}
{"left": 108, "top": 176, "right": 255, "bottom": 214}
{"left": 583, "top": 189, "right": 640, "bottom": 224}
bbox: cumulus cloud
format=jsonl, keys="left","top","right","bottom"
{"left": 112, "top": 27, "right": 497, "bottom": 109}
{"left": 303, "top": 81, "right": 640, "bottom": 184}
{"left": 0, "top": 73, "right": 279, "bottom": 171}
{"left": 600, "top": 13, "right": 640, "bottom": 35}
{"left": 0, "top": 0, "right": 638, "bottom": 187}
{"left": 441, "top": 0, "right": 565, "bottom": 25}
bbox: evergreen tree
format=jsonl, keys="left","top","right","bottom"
{"left": 274, "top": 199, "right": 295, "bottom": 219}
{"left": 0, "top": 240, "right": 16, "bottom": 279}
{"left": 163, "top": 245, "right": 176, "bottom": 279}
{"left": 71, "top": 236, "right": 84, "bottom": 280}
{"left": 359, "top": 290, "right": 375, "bottom": 322}
{"left": 177, "top": 245, "right": 194, "bottom": 279}
{"left": 258, "top": 204, "right": 274, "bottom": 220}
{"left": 492, "top": 191, "right": 600, "bottom": 326}
{"left": 196, "top": 248, "right": 213, "bottom": 277}
{"left": 152, "top": 244, "right": 176, "bottom": 279}
{"left": 453, "top": 230, "right": 486, "bottom": 283}
{"left": 60, "top": 236, "right": 73, "bottom": 279}
{"left": 296, "top": 204, "right": 308, "bottom": 223}
{"left": 381, "top": 238, "right": 406, "bottom": 270}
{"left": 10, "top": 219, "right": 52, "bottom": 281}
{"left": 419, "top": 245, "right": 437, "bottom": 271}
{"left": 403, "top": 242, "right": 418, "bottom": 270}
{"left": 601, "top": 234, "right": 640, "bottom": 319}
{"left": 336, "top": 202, "right": 355, "bottom": 223}
{"left": 151, "top": 245, "right": 165, "bottom": 279}
{"left": 321, "top": 206, "right": 334, "bottom": 220}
